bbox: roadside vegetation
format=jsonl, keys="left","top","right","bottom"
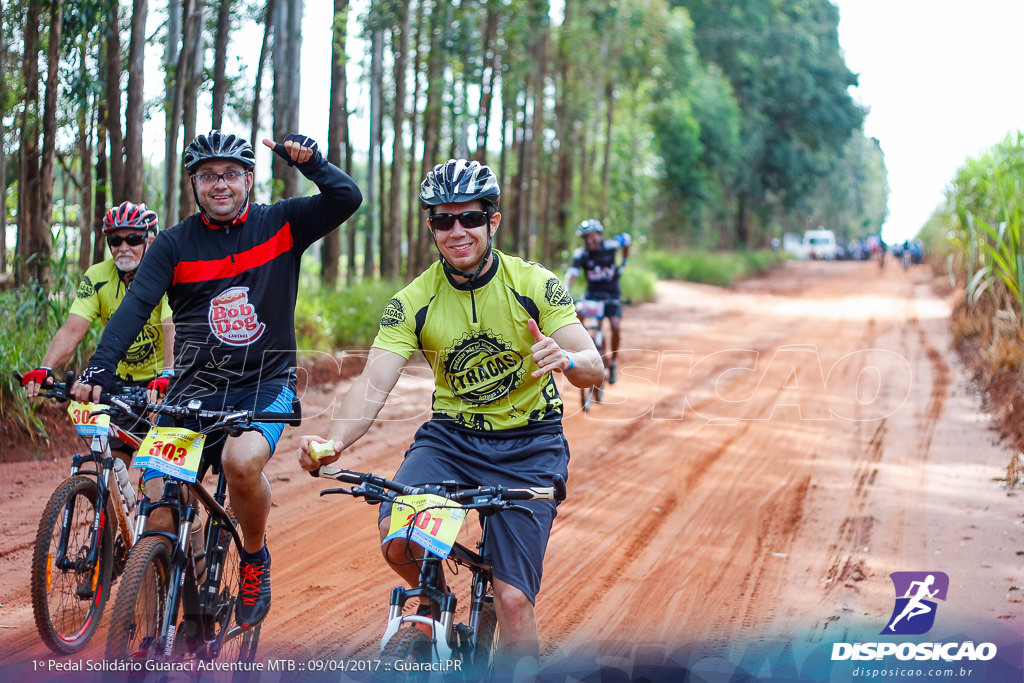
{"left": 920, "top": 131, "right": 1024, "bottom": 483}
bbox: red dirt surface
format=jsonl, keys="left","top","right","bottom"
{"left": 1, "top": 261, "right": 1021, "bottom": 681}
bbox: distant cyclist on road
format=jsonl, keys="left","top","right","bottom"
{"left": 299, "top": 159, "right": 602, "bottom": 670}
{"left": 564, "top": 219, "right": 630, "bottom": 383}
{"left": 72, "top": 130, "right": 363, "bottom": 629}
{"left": 21, "top": 201, "right": 175, "bottom": 413}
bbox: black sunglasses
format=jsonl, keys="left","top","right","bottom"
{"left": 106, "top": 234, "right": 148, "bottom": 248}
{"left": 428, "top": 210, "right": 490, "bottom": 231}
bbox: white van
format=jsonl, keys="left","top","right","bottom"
{"left": 802, "top": 229, "right": 838, "bottom": 260}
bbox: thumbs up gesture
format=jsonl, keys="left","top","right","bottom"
{"left": 529, "top": 318, "right": 572, "bottom": 378}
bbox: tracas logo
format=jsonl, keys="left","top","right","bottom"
{"left": 208, "top": 286, "right": 266, "bottom": 346}
{"left": 882, "top": 571, "right": 949, "bottom": 635}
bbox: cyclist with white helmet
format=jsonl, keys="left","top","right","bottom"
{"left": 564, "top": 219, "right": 630, "bottom": 383}
{"left": 299, "top": 159, "right": 602, "bottom": 669}
{"left": 73, "top": 130, "right": 363, "bottom": 629}
{"left": 21, "top": 201, "right": 175, "bottom": 404}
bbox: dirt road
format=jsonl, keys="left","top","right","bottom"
{"left": 1, "top": 261, "right": 1021, "bottom": 682}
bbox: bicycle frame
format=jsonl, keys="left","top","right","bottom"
{"left": 380, "top": 511, "right": 496, "bottom": 665}
{"left": 132, "top": 468, "right": 245, "bottom": 658}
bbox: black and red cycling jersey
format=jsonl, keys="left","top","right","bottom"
{"left": 88, "top": 152, "right": 361, "bottom": 399}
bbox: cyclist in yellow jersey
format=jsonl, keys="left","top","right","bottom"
{"left": 22, "top": 202, "right": 175, "bottom": 403}
{"left": 300, "top": 159, "right": 602, "bottom": 670}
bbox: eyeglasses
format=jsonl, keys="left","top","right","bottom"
{"left": 192, "top": 171, "right": 248, "bottom": 186}
{"left": 428, "top": 211, "right": 490, "bottom": 231}
{"left": 106, "top": 234, "right": 148, "bottom": 248}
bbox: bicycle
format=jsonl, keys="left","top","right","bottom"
{"left": 102, "top": 396, "right": 299, "bottom": 666}
{"left": 17, "top": 370, "right": 149, "bottom": 654}
{"left": 575, "top": 298, "right": 610, "bottom": 412}
{"left": 312, "top": 462, "right": 565, "bottom": 678}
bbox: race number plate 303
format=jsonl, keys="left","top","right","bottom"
{"left": 383, "top": 494, "right": 467, "bottom": 559}
{"left": 132, "top": 427, "right": 206, "bottom": 483}
{"left": 68, "top": 401, "right": 111, "bottom": 437}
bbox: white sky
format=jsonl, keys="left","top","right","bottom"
{"left": 833, "top": 0, "right": 1024, "bottom": 243}
{"left": 146, "top": 1, "right": 1024, "bottom": 244}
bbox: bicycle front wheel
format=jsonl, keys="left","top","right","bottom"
{"left": 105, "top": 536, "right": 172, "bottom": 663}
{"left": 382, "top": 625, "right": 436, "bottom": 679}
{"left": 472, "top": 601, "right": 498, "bottom": 672}
{"left": 204, "top": 512, "right": 261, "bottom": 664}
{"left": 30, "top": 475, "right": 114, "bottom": 654}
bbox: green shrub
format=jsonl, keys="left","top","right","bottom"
{"left": 294, "top": 277, "right": 405, "bottom": 357}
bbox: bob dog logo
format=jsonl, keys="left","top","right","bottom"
{"left": 209, "top": 286, "right": 266, "bottom": 346}
{"left": 443, "top": 331, "right": 525, "bottom": 405}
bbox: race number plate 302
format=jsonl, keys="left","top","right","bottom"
{"left": 383, "top": 494, "right": 467, "bottom": 559}
{"left": 67, "top": 401, "right": 111, "bottom": 437}
{"left": 132, "top": 427, "right": 206, "bottom": 483}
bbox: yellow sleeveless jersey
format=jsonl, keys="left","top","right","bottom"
{"left": 69, "top": 259, "right": 173, "bottom": 382}
{"left": 372, "top": 251, "right": 579, "bottom": 431}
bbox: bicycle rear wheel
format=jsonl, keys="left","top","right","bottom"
{"left": 105, "top": 536, "right": 172, "bottom": 663}
{"left": 30, "top": 475, "right": 114, "bottom": 654}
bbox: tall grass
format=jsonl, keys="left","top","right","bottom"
{"left": 944, "top": 132, "right": 1024, "bottom": 324}
{"left": 0, "top": 262, "right": 90, "bottom": 439}
{"left": 294, "top": 277, "right": 405, "bottom": 356}
{"left": 639, "top": 248, "right": 782, "bottom": 287}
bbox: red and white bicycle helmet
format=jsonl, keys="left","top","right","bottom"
{"left": 102, "top": 201, "right": 159, "bottom": 235}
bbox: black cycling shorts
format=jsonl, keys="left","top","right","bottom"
{"left": 378, "top": 419, "right": 569, "bottom": 604}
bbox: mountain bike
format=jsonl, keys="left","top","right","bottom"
{"left": 312, "top": 463, "right": 565, "bottom": 679}
{"left": 102, "top": 396, "right": 299, "bottom": 666}
{"left": 16, "top": 371, "right": 149, "bottom": 654}
{"left": 576, "top": 298, "right": 610, "bottom": 412}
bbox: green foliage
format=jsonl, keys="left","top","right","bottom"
{"left": 0, "top": 264, "right": 91, "bottom": 439}
{"left": 640, "top": 248, "right": 782, "bottom": 287}
{"left": 293, "top": 277, "right": 405, "bottom": 357}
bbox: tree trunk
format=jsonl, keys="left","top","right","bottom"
{"left": 405, "top": 0, "right": 426, "bottom": 277}
{"left": 39, "top": 0, "right": 64, "bottom": 282}
{"left": 164, "top": 0, "right": 185, "bottom": 226}
{"left": 93, "top": 124, "right": 109, "bottom": 264}
{"left": 77, "top": 51, "right": 95, "bottom": 272}
{"left": 0, "top": 17, "right": 7, "bottom": 275}
{"left": 387, "top": 4, "right": 409, "bottom": 280}
{"left": 553, "top": 0, "right": 573, "bottom": 257}
{"left": 271, "top": 0, "right": 303, "bottom": 199}
{"left": 365, "top": 26, "right": 382, "bottom": 280}
{"left": 476, "top": 3, "right": 499, "bottom": 164}
{"left": 211, "top": 0, "right": 232, "bottom": 129}
{"left": 323, "top": 0, "right": 349, "bottom": 289}
{"left": 412, "top": 0, "right": 448, "bottom": 275}
{"left": 250, "top": 0, "right": 275, "bottom": 146}
{"left": 104, "top": 1, "right": 125, "bottom": 204}
{"left": 124, "top": 0, "right": 148, "bottom": 201}
{"left": 179, "top": 0, "right": 205, "bottom": 222}
{"left": 17, "top": 0, "right": 43, "bottom": 287}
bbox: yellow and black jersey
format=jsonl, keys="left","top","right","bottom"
{"left": 373, "top": 251, "right": 579, "bottom": 432}
{"left": 69, "top": 259, "right": 172, "bottom": 382}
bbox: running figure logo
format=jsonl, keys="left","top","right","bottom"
{"left": 882, "top": 571, "right": 949, "bottom": 635}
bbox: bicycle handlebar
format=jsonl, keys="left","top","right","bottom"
{"left": 314, "top": 465, "right": 567, "bottom": 505}
{"left": 14, "top": 370, "right": 150, "bottom": 409}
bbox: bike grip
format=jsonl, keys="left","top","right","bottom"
{"left": 251, "top": 411, "right": 302, "bottom": 426}
{"left": 553, "top": 474, "right": 567, "bottom": 501}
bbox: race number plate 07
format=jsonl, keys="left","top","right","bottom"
{"left": 132, "top": 427, "right": 206, "bottom": 483}
{"left": 67, "top": 401, "right": 111, "bottom": 437}
{"left": 383, "top": 494, "right": 467, "bottom": 559}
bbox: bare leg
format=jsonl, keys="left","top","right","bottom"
{"left": 221, "top": 431, "right": 272, "bottom": 554}
{"left": 493, "top": 577, "right": 539, "bottom": 670}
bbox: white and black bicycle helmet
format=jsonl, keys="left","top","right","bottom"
{"left": 183, "top": 130, "right": 256, "bottom": 172}
{"left": 418, "top": 159, "right": 500, "bottom": 211}
{"left": 419, "top": 159, "right": 501, "bottom": 284}
{"left": 576, "top": 219, "right": 604, "bottom": 237}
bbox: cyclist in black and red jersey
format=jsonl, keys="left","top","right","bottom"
{"left": 564, "top": 219, "right": 630, "bottom": 383}
{"left": 72, "top": 130, "right": 362, "bottom": 628}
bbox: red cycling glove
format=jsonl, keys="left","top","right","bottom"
{"left": 147, "top": 370, "right": 174, "bottom": 396}
{"left": 21, "top": 367, "right": 53, "bottom": 387}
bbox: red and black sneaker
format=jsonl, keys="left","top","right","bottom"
{"left": 236, "top": 548, "right": 271, "bottom": 627}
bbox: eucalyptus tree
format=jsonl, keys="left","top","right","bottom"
{"left": 271, "top": 0, "right": 302, "bottom": 199}
{"left": 324, "top": 0, "right": 352, "bottom": 288}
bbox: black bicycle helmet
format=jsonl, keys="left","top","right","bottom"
{"left": 576, "top": 219, "right": 604, "bottom": 237}
{"left": 102, "top": 201, "right": 159, "bottom": 235}
{"left": 183, "top": 130, "right": 256, "bottom": 172}
{"left": 418, "top": 159, "right": 500, "bottom": 210}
